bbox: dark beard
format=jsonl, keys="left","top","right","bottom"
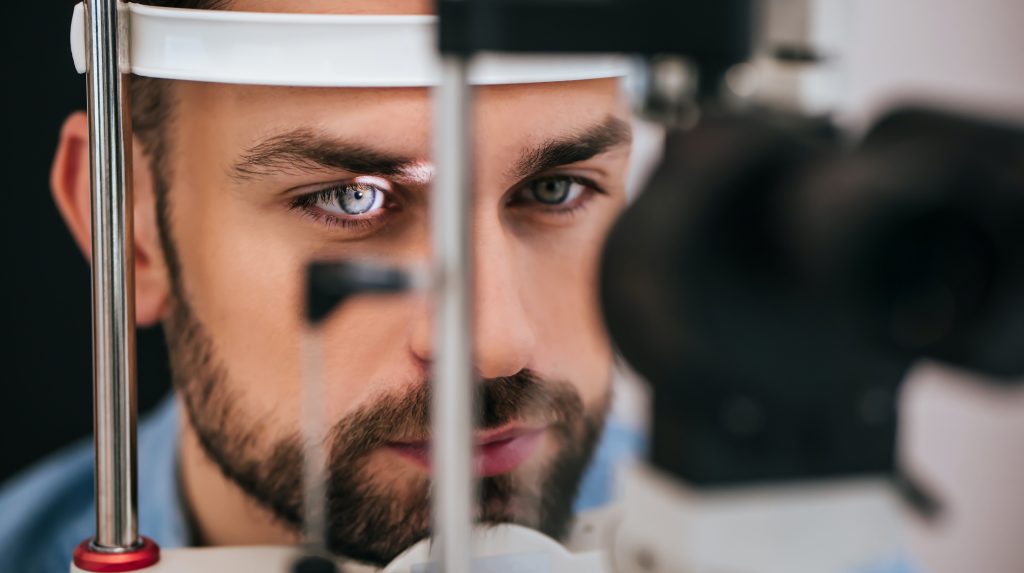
{"left": 163, "top": 287, "right": 609, "bottom": 566}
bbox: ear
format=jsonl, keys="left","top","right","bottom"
{"left": 50, "top": 111, "right": 171, "bottom": 327}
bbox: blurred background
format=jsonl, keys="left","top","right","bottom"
{"left": 1, "top": 0, "right": 171, "bottom": 483}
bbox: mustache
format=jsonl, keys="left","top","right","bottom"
{"left": 252, "top": 369, "right": 587, "bottom": 536}
{"left": 324, "top": 369, "right": 584, "bottom": 463}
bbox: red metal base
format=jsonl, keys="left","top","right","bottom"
{"left": 73, "top": 536, "right": 161, "bottom": 572}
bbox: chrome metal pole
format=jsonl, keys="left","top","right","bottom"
{"left": 301, "top": 327, "right": 328, "bottom": 550}
{"left": 430, "top": 56, "right": 475, "bottom": 573}
{"left": 85, "top": 0, "right": 139, "bottom": 550}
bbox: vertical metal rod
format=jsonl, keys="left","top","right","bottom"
{"left": 431, "top": 56, "right": 475, "bottom": 573}
{"left": 302, "top": 328, "right": 328, "bottom": 550}
{"left": 86, "top": 0, "right": 139, "bottom": 550}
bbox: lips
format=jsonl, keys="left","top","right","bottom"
{"left": 386, "top": 425, "right": 547, "bottom": 477}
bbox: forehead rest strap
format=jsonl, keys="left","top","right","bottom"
{"left": 71, "top": 2, "right": 630, "bottom": 87}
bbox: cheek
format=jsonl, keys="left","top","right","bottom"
{"left": 166, "top": 94, "right": 306, "bottom": 421}
{"left": 176, "top": 184, "right": 309, "bottom": 420}
{"left": 317, "top": 295, "right": 425, "bottom": 416}
{"left": 520, "top": 216, "right": 620, "bottom": 403}
{"left": 171, "top": 177, "right": 427, "bottom": 426}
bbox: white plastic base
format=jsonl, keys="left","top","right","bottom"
{"left": 614, "top": 464, "right": 904, "bottom": 573}
{"left": 900, "top": 361, "right": 1024, "bottom": 573}
{"left": 70, "top": 546, "right": 300, "bottom": 573}
{"left": 384, "top": 523, "right": 606, "bottom": 573}
{"left": 70, "top": 514, "right": 613, "bottom": 573}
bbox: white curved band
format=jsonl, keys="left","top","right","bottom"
{"left": 70, "top": 2, "right": 630, "bottom": 87}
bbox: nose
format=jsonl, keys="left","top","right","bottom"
{"left": 409, "top": 226, "right": 536, "bottom": 379}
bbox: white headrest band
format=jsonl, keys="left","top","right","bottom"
{"left": 71, "top": 2, "right": 631, "bottom": 87}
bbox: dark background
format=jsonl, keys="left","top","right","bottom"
{"left": 1, "top": 0, "right": 172, "bottom": 483}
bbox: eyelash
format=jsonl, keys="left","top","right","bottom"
{"left": 509, "top": 175, "right": 606, "bottom": 217}
{"left": 288, "top": 174, "right": 605, "bottom": 231}
{"left": 288, "top": 184, "right": 396, "bottom": 231}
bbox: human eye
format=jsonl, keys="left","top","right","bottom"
{"left": 289, "top": 180, "right": 396, "bottom": 230}
{"left": 509, "top": 175, "right": 604, "bottom": 214}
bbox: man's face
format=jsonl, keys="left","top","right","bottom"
{"left": 155, "top": 2, "right": 632, "bottom": 565}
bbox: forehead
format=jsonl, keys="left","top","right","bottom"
{"left": 176, "top": 80, "right": 627, "bottom": 166}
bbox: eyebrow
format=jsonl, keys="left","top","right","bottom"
{"left": 230, "top": 128, "right": 418, "bottom": 182}
{"left": 231, "top": 115, "right": 632, "bottom": 184}
{"left": 509, "top": 115, "right": 633, "bottom": 181}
